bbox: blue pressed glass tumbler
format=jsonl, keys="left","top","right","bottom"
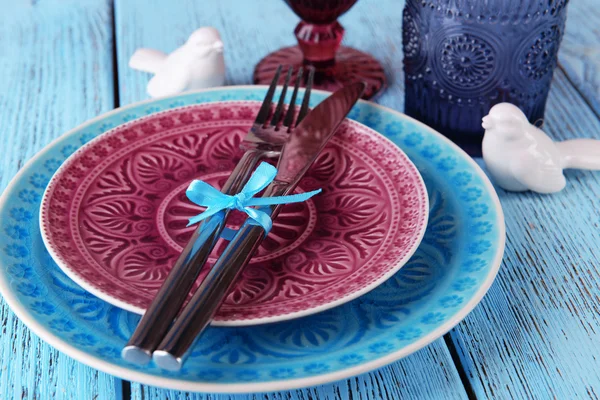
{"left": 403, "top": 0, "right": 569, "bottom": 155}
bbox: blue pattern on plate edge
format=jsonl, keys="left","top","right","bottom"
{"left": 0, "top": 88, "right": 500, "bottom": 383}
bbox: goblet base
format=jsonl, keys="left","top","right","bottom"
{"left": 253, "top": 45, "right": 386, "bottom": 100}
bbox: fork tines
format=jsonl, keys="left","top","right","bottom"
{"left": 255, "top": 66, "right": 314, "bottom": 130}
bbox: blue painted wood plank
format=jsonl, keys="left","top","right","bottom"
{"left": 0, "top": 1, "right": 121, "bottom": 399}
{"left": 130, "top": 344, "right": 468, "bottom": 400}
{"left": 559, "top": 0, "right": 600, "bottom": 115}
{"left": 115, "top": 0, "right": 468, "bottom": 398}
{"left": 448, "top": 69, "right": 600, "bottom": 398}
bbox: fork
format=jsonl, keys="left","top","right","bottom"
{"left": 122, "top": 66, "right": 314, "bottom": 365}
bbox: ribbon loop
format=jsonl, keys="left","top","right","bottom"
{"left": 186, "top": 162, "right": 321, "bottom": 234}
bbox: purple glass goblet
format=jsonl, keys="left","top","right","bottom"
{"left": 253, "top": 0, "right": 386, "bottom": 99}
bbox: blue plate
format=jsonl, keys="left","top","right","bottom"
{"left": 0, "top": 87, "right": 504, "bottom": 392}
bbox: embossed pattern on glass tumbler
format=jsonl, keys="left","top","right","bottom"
{"left": 403, "top": 0, "right": 569, "bottom": 155}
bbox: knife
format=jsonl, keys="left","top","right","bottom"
{"left": 152, "top": 81, "right": 366, "bottom": 371}
{"left": 122, "top": 66, "right": 305, "bottom": 364}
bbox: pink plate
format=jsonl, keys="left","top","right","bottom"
{"left": 40, "top": 102, "right": 428, "bottom": 326}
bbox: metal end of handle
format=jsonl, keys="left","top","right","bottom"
{"left": 153, "top": 350, "right": 183, "bottom": 371}
{"left": 121, "top": 346, "right": 152, "bottom": 365}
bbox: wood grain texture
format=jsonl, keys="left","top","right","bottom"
{"left": 130, "top": 345, "right": 468, "bottom": 400}
{"left": 115, "top": 0, "right": 467, "bottom": 398}
{"left": 559, "top": 0, "right": 600, "bottom": 116}
{"left": 0, "top": 1, "right": 121, "bottom": 399}
{"left": 2, "top": 0, "right": 599, "bottom": 398}
{"left": 449, "top": 70, "right": 600, "bottom": 399}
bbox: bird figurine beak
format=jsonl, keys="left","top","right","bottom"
{"left": 212, "top": 41, "right": 224, "bottom": 53}
{"left": 481, "top": 116, "right": 493, "bottom": 130}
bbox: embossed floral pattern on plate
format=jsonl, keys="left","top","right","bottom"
{"left": 40, "top": 102, "right": 428, "bottom": 325}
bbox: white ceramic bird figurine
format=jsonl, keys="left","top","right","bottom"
{"left": 129, "top": 27, "right": 225, "bottom": 98}
{"left": 482, "top": 103, "right": 600, "bottom": 193}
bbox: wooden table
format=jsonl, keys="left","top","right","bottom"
{"left": 1, "top": 0, "right": 599, "bottom": 398}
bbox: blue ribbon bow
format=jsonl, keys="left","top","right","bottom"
{"left": 186, "top": 162, "right": 321, "bottom": 234}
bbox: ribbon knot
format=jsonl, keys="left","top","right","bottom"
{"left": 232, "top": 192, "right": 249, "bottom": 209}
{"left": 186, "top": 162, "right": 321, "bottom": 235}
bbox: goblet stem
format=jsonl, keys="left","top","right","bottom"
{"left": 294, "top": 20, "right": 344, "bottom": 68}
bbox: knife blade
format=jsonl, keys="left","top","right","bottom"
{"left": 122, "top": 67, "right": 293, "bottom": 365}
{"left": 152, "top": 81, "right": 366, "bottom": 370}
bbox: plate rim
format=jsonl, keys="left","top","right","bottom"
{"left": 37, "top": 100, "right": 430, "bottom": 326}
{"left": 0, "top": 85, "right": 505, "bottom": 393}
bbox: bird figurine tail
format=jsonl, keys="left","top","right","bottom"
{"left": 129, "top": 49, "right": 168, "bottom": 74}
{"left": 557, "top": 139, "right": 600, "bottom": 170}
